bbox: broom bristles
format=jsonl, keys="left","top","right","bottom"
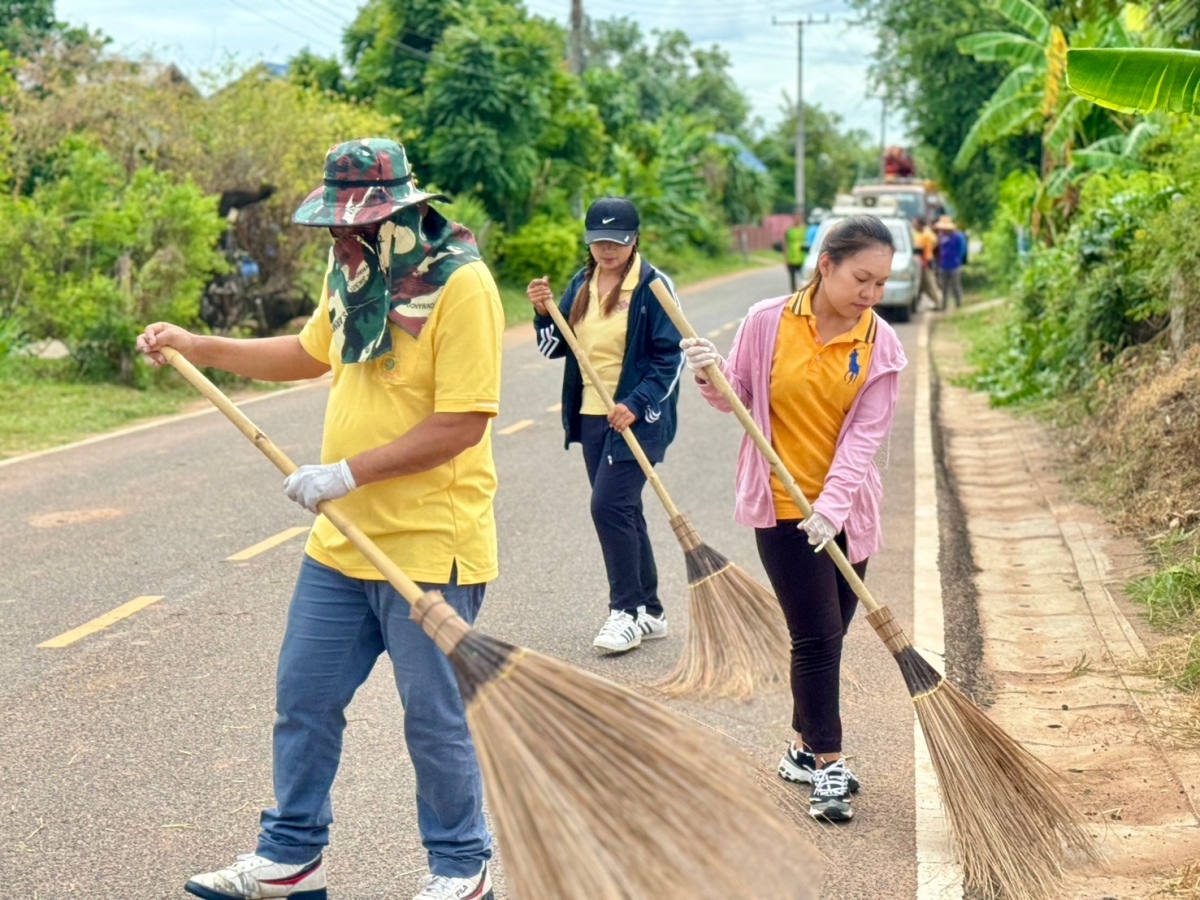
{"left": 413, "top": 593, "right": 822, "bottom": 900}
{"left": 652, "top": 513, "right": 791, "bottom": 700}
{"left": 871, "top": 607, "right": 1101, "bottom": 900}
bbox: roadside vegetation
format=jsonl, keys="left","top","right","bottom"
{"left": 0, "top": 1, "right": 872, "bottom": 457}
{"left": 853, "top": 0, "right": 1200, "bottom": 721}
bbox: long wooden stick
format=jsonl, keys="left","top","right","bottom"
{"left": 539, "top": 299, "right": 680, "bottom": 518}
{"left": 161, "top": 347, "right": 426, "bottom": 605}
{"left": 647, "top": 280, "right": 880, "bottom": 614}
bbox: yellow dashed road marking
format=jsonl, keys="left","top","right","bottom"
{"left": 227, "top": 526, "right": 310, "bottom": 562}
{"left": 39, "top": 596, "right": 164, "bottom": 649}
{"left": 546, "top": 403, "right": 562, "bottom": 413}
{"left": 705, "top": 328, "right": 722, "bottom": 339}
{"left": 498, "top": 419, "right": 535, "bottom": 435}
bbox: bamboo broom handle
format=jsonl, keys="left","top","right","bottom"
{"left": 161, "top": 347, "right": 426, "bottom": 605}
{"left": 648, "top": 280, "right": 881, "bottom": 615}
{"left": 539, "top": 299, "right": 682, "bottom": 519}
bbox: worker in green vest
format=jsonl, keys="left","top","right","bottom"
{"left": 783, "top": 212, "right": 806, "bottom": 292}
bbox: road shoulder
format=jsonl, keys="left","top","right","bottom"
{"left": 932, "top": 317, "right": 1200, "bottom": 898}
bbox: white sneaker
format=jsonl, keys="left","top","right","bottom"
{"left": 185, "top": 853, "right": 325, "bottom": 899}
{"left": 636, "top": 605, "right": 668, "bottom": 640}
{"left": 413, "top": 862, "right": 493, "bottom": 900}
{"left": 593, "top": 609, "right": 642, "bottom": 652}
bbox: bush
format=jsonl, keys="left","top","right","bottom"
{"left": 970, "top": 169, "right": 1174, "bottom": 405}
{"left": 0, "top": 136, "right": 227, "bottom": 383}
{"left": 497, "top": 214, "right": 583, "bottom": 289}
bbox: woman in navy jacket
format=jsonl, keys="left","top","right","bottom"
{"left": 527, "top": 197, "right": 684, "bottom": 654}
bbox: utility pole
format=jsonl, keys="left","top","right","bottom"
{"left": 880, "top": 97, "right": 887, "bottom": 179}
{"left": 773, "top": 14, "right": 832, "bottom": 218}
{"left": 569, "top": 0, "right": 584, "bottom": 76}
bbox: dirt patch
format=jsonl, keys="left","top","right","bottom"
{"left": 28, "top": 508, "right": 124, "bottom": 528}
{"left": 1067, "top": 343, "right": 1200, "bottom": 540}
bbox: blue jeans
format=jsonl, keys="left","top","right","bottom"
{"left": 256, "top": 555, "right": 491, "bottom": 878}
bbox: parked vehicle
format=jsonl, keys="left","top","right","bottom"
{"left": 200, "top": 184, "right": 315, "bottom": 335}
{"left": 799, "top": 199, "right": 920, "bottom": 322}
{"left": 851, "top": 178, "right": 944, "bottom": 224}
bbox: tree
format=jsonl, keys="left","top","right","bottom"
{"left": 753, "top": 101, "right": 878, "bottom": 213}
{"left": 418, "top": 6, "right": 605, "bottom": 230}
{"left": 1, "top": 0, "right": 55, "bottom": 57}
{"left": 848, "top": 0, "right": 1040, "bottom": 227}
{"left": 340, "top": 0, "right": 465, "bottom": 114}
{"left": 955, "top": 0, "right": 1132, "bottom": 173}
{"left": 582, "top": 19, "right": 750, "bottom": 137}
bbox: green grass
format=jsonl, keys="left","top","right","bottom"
{"left": 497, "top": 251, "right": 778, "bottom": 327}
{"left": 0, "top": 376, "right": 194, "bottom": 458}
{"left": 1127, "top": 552, "right": 1200, "bottom": 629}
{"left": 0, "top": 357, "right": 279, "bottom": 459}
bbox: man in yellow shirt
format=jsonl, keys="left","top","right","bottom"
{"left": 137, "top": 139, "right": 500, "bottom": 900}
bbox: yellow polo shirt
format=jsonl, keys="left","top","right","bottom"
{"left": 298, "top": 259, "right": 504, "bottom": 584}
{"left": 576, "top": 253, "right": 639, "bottom": 414}
{"left": 769, "top": 289, "right": 876, "bottom": 519}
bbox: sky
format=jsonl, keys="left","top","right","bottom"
{"left": 55, "top": 0, "right": 889, "bottom": 142}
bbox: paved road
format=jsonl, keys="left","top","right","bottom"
{"left": 1, "top": 265, "right": 920, "bottom": 899}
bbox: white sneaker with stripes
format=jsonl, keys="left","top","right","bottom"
{"left": 593, "top": 609, "right": 642, "bottom": 653}
{"left": 636, "top": 605, "right": 668, "bottom": 640}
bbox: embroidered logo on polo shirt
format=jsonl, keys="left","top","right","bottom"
{"left": 845, "top": 348, "right": 862, "bottom": 384}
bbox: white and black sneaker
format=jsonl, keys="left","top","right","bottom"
{"left": 412, "top": 862, "right": 494, "bottom": 899}
{"left": 808, "top": 759, "right": 855, "bottom": 823}
{"left": 593, "top": 609, "right": 642, "bottom": 653}
{"left": 636, "top": 605, "right": 668, "bottom": 640}
{"left": 185, "top": 853, "right": 326, "bottom": 899}
{"left": 778, "top": 744, "right": 860, "bottom": 793}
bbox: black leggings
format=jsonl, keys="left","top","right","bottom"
{"left": 579, "top": 415, "right": 662, "bottom": 616}
{"left": 755, "top": 522, "right": 868, "bottom": 754}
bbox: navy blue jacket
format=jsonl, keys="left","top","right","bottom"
{"left": 534, "top": 258, "right": 684, "bottom": 464}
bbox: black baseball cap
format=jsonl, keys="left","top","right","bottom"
{"left": 584, "top": 196, "right": 639, "bottom": 246}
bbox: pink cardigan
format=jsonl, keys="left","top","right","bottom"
{"left": 697, "top": 295, "right": 907, "bottom": 564}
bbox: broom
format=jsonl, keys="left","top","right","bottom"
{"left": 646, "top": 281, "right": 1099, "bottom": 900}
{"left": 159, "top": 346, "right": 823, "bottom": 900}
{"left": 539, "top": 292, "right": 789, "bottom": 699}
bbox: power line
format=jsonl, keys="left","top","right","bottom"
{"left": 225, "top": 0, "right": 338, "bottom": 52}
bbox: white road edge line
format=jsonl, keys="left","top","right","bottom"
{"left": 912, "top": 314, "right": 964, "bottom": 900}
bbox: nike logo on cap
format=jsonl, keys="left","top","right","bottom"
{"left": 602, "top": 217, "right": 616, "bottom": 224}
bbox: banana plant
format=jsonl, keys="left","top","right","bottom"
{"left": 956, "top": 0, "right": 1133, "bottom": 170}
{"left": 1066, "top": 47, "right": 1200, "bottom": 114}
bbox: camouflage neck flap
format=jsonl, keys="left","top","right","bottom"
{"left": 326, "top": 204, "right": 481, "bottom": 364}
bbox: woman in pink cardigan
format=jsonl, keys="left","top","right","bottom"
{"left": 682, "top": 215, "right": 907, "bottom": 823}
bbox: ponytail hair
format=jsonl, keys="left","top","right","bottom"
{"left": 568, "top": 235, "right": 641, "bottom": 327}
{"left": 799, "top": 214, "right": 895, "bottom": 300}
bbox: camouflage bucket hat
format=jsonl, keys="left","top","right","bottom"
{"left": 292, "top": 138, "right": 447, "bottom": 228}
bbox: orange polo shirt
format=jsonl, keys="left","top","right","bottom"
{"left": 769, "top": 289, "right": 877, "bottom": 519}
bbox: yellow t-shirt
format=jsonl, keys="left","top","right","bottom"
{"left": 298, "top": 259, "right": 504, "bottom": 584}
{"left": 576, "top": 254, "right": 639, "bottom": 415}
{"left": 768, "top": 289, "right": 876, "bottom": 519}
{"left": 914, "top": 228, "right": 936, "bottom": 264}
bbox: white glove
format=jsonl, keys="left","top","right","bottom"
{"left": 680, "top": 337, "right": 723, "bottom": 375}
{"left": 798, "top": 512, "right": 837, "bottom": 553}
{"left": 283, "top": 459, "right": 356, "bottom": 514}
